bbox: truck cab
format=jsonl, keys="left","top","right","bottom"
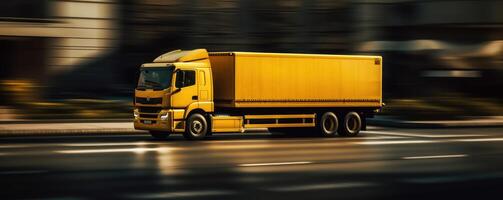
{"left": 134, "top": 49, "right": 214, "bottom": 139}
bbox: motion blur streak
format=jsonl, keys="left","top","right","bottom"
{"left": 356, "top": 140, "right": 437, "bottom": 145}
{"left": 239, "top": 161, "right": 312, "bottom": 167}
{"left": 365, "top": 131, "right": 487, "bottom": 138}
{"left": 267, "top": 182, "right": 375, "bottom": 192}
{"left": 454, "top": 138, "right": 503, "bottom": 142}
{"left": 126, "top": 190, "right": 235, "bottom": 199}
{"left": 61, "top": 141, "right": 153, "bottom": 147}
{"left": 56, "top": 147, "right": 172, "bottom": 154}
{"left": 0, "top": 170, "right": 48, "bottom": 175}
{"left": 402, "top": 154, "right": 468, "bottom": 160}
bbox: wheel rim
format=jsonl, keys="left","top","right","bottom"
{"left": 191, "top": 120, "right": 203, "bottom": 135}
{"left": 323, "top": 115, "right": 337, "bottom": 133}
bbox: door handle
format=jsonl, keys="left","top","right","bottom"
{"left": 192, "top": 95, "right": 198, "bottom": 100}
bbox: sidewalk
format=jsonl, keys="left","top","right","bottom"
{"left": 367, "top": 116, "right": 503, "bottom": 128}
{"left": 0, "top": 121, "right": 145, "bottom": 136}
{"left": 0, "top": 120, "right": 267, "bottom": 136}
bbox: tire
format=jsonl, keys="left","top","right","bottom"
{"left": 183, "top": 113, "right": 208, "bottom": 140}
{"left": 318, "top": 112, "right": 339, "bottom": 137}
{"left": 149, "top": 131, "right": 170, "bottom": 140}
{"left": 338, "top": 112, "right": 361, "bottom": 137}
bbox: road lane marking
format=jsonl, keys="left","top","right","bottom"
{"left": 356, "top": 140, "right": 437, "bottom": 145}
{"left": 56, "top": 147, "right": 172, "bottom": 154}
{"left": 0, "top": 142, "right": 163, "bottom": 149}
{"left": 367, "top": 136, "right": 406, "bottom": 139}
{"left": 238, "top": 161, "right": 312, "bottom": 167}
{"left": 402, "top": 154, "right": 467, "bottom": 160}
{"left": 0, "top": 142, "right": 159, "bottom": 149}
{"left": 60, "top": 142, "right": 157, "bottom": 147}
{"left": 365, "top": 131, "right": 486, "bottom": 138}
{"left": 127, "top": 190, "right": 234, "bottom": 199}
{"left": 453, "top": 138, "right": 503, "bottom": 142}
{"left": 268, "top": 182, "right": 375, "bottom": 192}
{"left": 0, "top": 170, "right": 48, "bottom": 175}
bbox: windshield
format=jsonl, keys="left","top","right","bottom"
{"left": 137, "top": 66, "right": 174, "bottom": 90}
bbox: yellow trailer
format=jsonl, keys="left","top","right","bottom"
{"left": 209, "top": 52, "right": 382, "bottom": 108}
{"left": 133, "top": 49, "right": 383, "bottom": 140}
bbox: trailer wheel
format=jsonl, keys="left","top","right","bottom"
{"left": 183, "top": 113, "right": 208, "bottom": 140}
{"left": 339, "top": 112, "right": 361, "bottom": 137}
{"left": 318, "top": 112, "right": 339, "bottom": 137}
{"left": 149, "top": 131, "right": 170, "bottom": 140}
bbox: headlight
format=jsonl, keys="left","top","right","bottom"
{"left": 160, "top": 113, "right": 169, "bottom": 120}
{"left": 134, "top": 109, "right": 139, "bottom": 119}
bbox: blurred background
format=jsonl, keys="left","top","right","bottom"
{"left": 0, "top": 0, "right": 502, "bottom": 120}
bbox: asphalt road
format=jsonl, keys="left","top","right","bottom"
{"left": 1, "top": 127, "right": 503, "bottom": 200}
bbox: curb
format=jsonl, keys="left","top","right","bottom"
{"left": 0, "top": 129, "right": 146, "bottom": 137}
{"left": 367, "top": 118, "right": 503, "bottom": 128}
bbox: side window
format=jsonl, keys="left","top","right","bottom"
{"left": 175, "top": 70, "right": 196, "bottom": 88}
{"left": 175, "top": 70, "right": 184, "bottom": 88}
{"left": 185, "top": 71, "right": 195, "bottom": 86}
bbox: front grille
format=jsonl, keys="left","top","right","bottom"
{"left": 136, "top": 97, "right": 162, "bottom": 104}
{"left": 138, "top": 106, "right": 162, "bottom": 113}
{"left": 140, "top": 113, "right": 158, "bottom": 119}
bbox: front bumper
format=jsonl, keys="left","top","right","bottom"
{"left": 134, "top": 109, "right": 185, "bottom": 132}
{"left": 134, "top": 118, "right": 172, "bottom": 132}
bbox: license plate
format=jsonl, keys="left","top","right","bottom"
{"left": 144, "top": 120, "right": 152, "bottom": 124}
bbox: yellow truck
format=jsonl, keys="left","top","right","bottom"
{"left": 134, "top": 49, "right": 382, "bottom": 140}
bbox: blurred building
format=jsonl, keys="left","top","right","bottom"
{"left": 117, "top": 0, "right": 355, "bottom": 92}
{"left": 0, "top": 0, "right": 119, "bottom": 102}
{"left": 0, "top": 0, "right": 502, "bottom": 102}
{"left": 121, "top": 0, "right": 503, "bottom": 100}
{"left": 353, "top": 0, "right": 503, "bottom": 98}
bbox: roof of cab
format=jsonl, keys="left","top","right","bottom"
{"left": 153, "top": 49, "right": 209, "bottom": 63}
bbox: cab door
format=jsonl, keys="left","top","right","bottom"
{"left": 197, "top": 69, "right": 210, "bottom": 102}
{"left": 171, "top": 69, "right": 198, "bottom": 108}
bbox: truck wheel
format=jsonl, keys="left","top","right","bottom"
{"left": 338, "top": 112, "right": 361, "bottom": 137}
{"left": 149, "top": 131, "right": 170, "bottom": 140}
{"left": 183, "top": 113, "right": 208, "bottom": 140}
{"left": 318, "top": 112, "right": 339, "bottom": 137}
